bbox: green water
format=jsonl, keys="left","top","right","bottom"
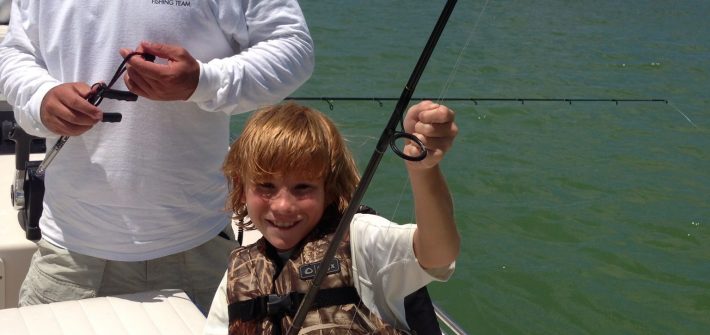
{"left": 233, "top": 1, "right": 710, "bottom": 334}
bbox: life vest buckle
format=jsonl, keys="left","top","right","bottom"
{"left": 266, "top": 292, "right": 299, "bottom": 317}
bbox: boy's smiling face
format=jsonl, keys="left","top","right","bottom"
{"left": 245, "top": 173, "right": 326, "bottom": 251}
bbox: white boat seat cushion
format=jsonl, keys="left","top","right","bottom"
{"left": 0, "top": 289, "right": 206, "bottom": 335}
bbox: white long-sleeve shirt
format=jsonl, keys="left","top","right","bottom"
{"left": 0, "top": 0, "right": 314, "bottom": 261}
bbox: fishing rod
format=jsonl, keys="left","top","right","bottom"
{"left": 286, "top": 96, "right": 669, "bottom": 109}
{"left": 288, "top": 96, "right": 696, "bottom": 127}
{"left": 285, "top": 0, "right": 458, "bottom": 333}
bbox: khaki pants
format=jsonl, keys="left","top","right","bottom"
{"left": 19, "top": 234, "right": 238, "bottom": 313}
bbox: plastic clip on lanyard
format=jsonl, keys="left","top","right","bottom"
{"left": 35, "top": 52, "right": 155, "bottom": 177}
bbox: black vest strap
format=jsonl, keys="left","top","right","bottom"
{"left": 228, "top": 286, "right": 360, "bottom": 321}
{"left": 404, "top": 286, "right": 442, "bottom": 335}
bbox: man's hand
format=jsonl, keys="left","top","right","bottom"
{"left": 40, "top": 83, "right": 103, "bottom": 136}
{"left": 120, "top": 41, "right": 200, "bottom": 101}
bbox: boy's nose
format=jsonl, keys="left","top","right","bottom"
{"left": 270, "top": 188, "right": 296, "bottom": 212}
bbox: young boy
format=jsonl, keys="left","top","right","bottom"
{"left": 204, "top": 100, "right": 460, "bottom": 334}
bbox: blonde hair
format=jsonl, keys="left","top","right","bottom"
{"left": 223, "top": 102, "right": 360, "bottom": 228}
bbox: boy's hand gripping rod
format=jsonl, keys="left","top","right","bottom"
{"left": 286, "top": 1, "right": 457, "bottom": 333}
{"left": 35, "top": 52, "right": 155, "bottom": 177}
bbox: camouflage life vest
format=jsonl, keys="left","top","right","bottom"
{"left": 226, "top": 229, "right": 406, "bottom": 334}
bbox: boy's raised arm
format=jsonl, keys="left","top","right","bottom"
{"left": 404, "top": 100, "right": 460, "bottom": 270}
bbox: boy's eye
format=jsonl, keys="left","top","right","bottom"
{"left": 251, "top": 180, "right": 320, "bottom": 199}
{"left": 294, "top": 182, "right": 324, "bottom": 198}
{"left": 255, "top": 183, "right": 275, "bottom": 195}
{"left": 293, "top": 183, "right": 314, "bottom": 195}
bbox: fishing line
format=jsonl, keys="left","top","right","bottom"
{"left": 390, "top": 178, "right": 411, "bottom": 221}
{"left": 437, "top": 0, "right": 491, "bottom": 103}
{"left": 372, "top": 0, "right": 490, "bottom": 325}
{"left": 371, "top": 0, "right": 492, "bottom": 330}
{"left": 668, "top": 101, "right": 698, "bottom": 128}
{"left": 392, "top": 0, "right": 491, "bottom": 237}
{"left": 385, "top": 0, "right": 492, "bottom": 331}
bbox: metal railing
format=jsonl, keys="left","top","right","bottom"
{"left": 434, "top": 303, "right": 469, "bottom": 335}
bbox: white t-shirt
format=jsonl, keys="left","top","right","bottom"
{"left": 0, "top": 0, "right": 314, "bottom": 260}
{"left": 202, "top": 213, "right": 455, "bottom": 334}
